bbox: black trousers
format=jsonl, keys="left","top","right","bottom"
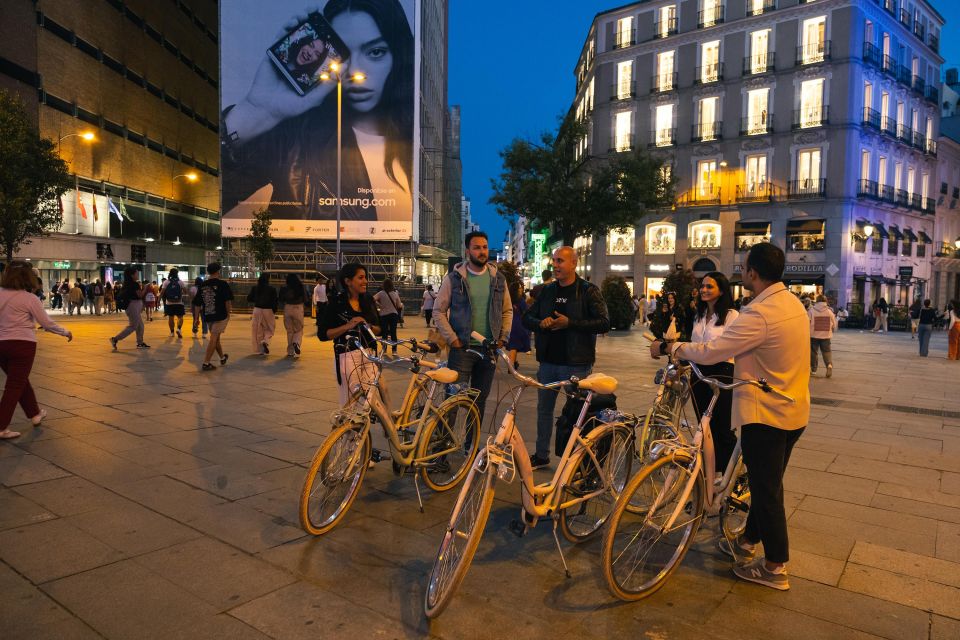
{"left": 379, "top": 313, "right": 399, "bottom": 349}
{"left": 690, "top": 361, "right": 736, "bottom": 472}
{"left": 740, "top": 423, "right": 805, "bottom": 564}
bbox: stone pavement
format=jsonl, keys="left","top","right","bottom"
{"left": 1, "top": 312, "right": 959, "bottom": 639}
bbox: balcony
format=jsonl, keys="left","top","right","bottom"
{"left": 927, "top": 139, "right": 938, "bottom": 156}
{"left": 788, "top": 179, "right": 826, "bottom": 199}
{"left": 863, "top": 42, "right": 882, "bottom": 67}
{"left": 792, "top": 106, "right": 829, "bottom": 129}
{"left": 648, "top": 128, "right": 676, "bottom": 148}
{"left": 912, "top": 130, "right": 927, "bottom": 152}
{"left": 650, "top": 72, "right": 678, "bottom": 93}
{"left": 743, "top": 53, "right": 775, "bottom": 75}
{"left": 882, "top": 116, "right": 897, "bottom": 136}
{"left": 857, "top": 179, "right": 879, "bottom": 198}
{"left": 895, "top": 189, "right": 910, "bottom": 207}
{"left": 653, "top": 17, "right": 678, "bottom": 39}
{"left": 698, "top": 6, "right": 725, "bottom": 28}
{"left": 882, "top": 54, "right": 897, "bottom": 76}
{"left": 897, "top": 124, "right": 913, "bottom": 145}
{"left": 609, "top": 134, "right": 635, "bottom": 153}
{"left": 910, "top": 193, "right": 923, "bottom": 210}
{"left": 694, "top": 62, "right": 724, "bottom": 84}
{"left": 613, "top": 29, "right": 635, "bottom": 50}
{"left": 880, "top": 184, "right": 895, "bottom": 203}
{"left": 741, "top": 115, "right": 773, "bottom": 135}
{"left": 896, "top": 65, "right": 913, "bottom": 86}
{"left": 912, "top": 75, "right": 925, "bottom": 94}
{"left": 882, "top": 0, "right": 895, "bottom": 16}
{"left": 736, "top": 183, "right": 776, "bottom": 203}
{"left": 928, "top": 33, "right": 939, "bottom": 53}
{"left": 899, "top": 8, "right": 911, "bottom": 29}
{"left": 609, "top": 82, "right": 635, "bottom": 101}
{"left": 691, "top": 122, "right": 722, "bottom": 142}
{"left": 862, "top": 107, "right": 881, "bottom": 130}
{"left": 914, "top": 22, "right": 925, "bottom": 42}
{"left": 746, "top": 0, "right": 777, "bottom": 15}
{"left": 923, "top": 197, "right": 936, "bottom": 214}
{"left": 925, "top": 85, "right": 939, "bottom": 105}
{"left": 796, "top": 41, "right": 831, "bottom": 65}
{"left": 678, "top": 186, "right": 721, "bottom": 207}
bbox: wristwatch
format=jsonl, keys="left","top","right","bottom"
{"left": 659, "top": 341, "right": 671, "bottom": 356}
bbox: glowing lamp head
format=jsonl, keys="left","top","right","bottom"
{"left": 80, "top": 132, "right": 95, "bottom": 141}
{"left": 863, "top": 224, "right": 874, "bottom": 238}
{"left": 955, "top": 237, "right": 960, "bottom": 249}
{"left": 186, "top": 172, "right": 198, "bottom": 182}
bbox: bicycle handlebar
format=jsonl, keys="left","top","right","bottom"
{"left": 345, "top": 325, "right": 439, "bottom": 369}
{"left": 468, "top": 331, "right": 577, "bottom": 394}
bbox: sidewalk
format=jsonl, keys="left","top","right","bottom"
{"left": 0, "top": 315, "right": 958, "bottom": 639}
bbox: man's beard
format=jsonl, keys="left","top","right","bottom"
{"left": 468, "top": 255, "right": 488, "bottom": 269}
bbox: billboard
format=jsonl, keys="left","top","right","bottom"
{"left": 219, "top": 0, "right": 418, "bottom": 240}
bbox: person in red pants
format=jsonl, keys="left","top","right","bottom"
{"left": 0, "top": 262, "right": 73, "bottom": 439}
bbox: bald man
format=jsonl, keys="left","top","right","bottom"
{"left": 522, "top": 246, "right": 610, "bottom": 468}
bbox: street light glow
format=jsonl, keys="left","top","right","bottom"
{"left": 330, "top": 61, "right": 339, "bottom": 71}
{"left": 80, "top": 131, "right": 95, "bottom": 141}
{"left": 352, "top": 72, "right": 365, "bottom": 82}
{"left": 863, "top": 224, "right": 874, "bottom": 238}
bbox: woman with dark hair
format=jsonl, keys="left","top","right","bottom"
{"left": 506, "top": 280, "right": 531, "bottom": 368}
{"left": 373, "top": 277, "right": 402, "bottom": 353}
{"left": 947, "top": 301, "right": 960, "bottom": 360}
{"left": 222, "top": 0, "right": 415, "bottom": 222}
{"left": 0, "top": 262, "right": 72, "bottom": 439}
{"left": 280, "top": 273, "right": 307, "bottom": 357}
{"left": 318, "top": 263, "right": 380, "bottom": 405}
{"left": 688, "top": 271, "right": 739, "bottom": 473}
{"left": 190, "top": 277, "right": 207, "bottom": 337}
{"left": 109, "top": 267, "right": 149, "bottom": 350}
{"left": 248, "top": 272, "right": 278, "bottom": 355}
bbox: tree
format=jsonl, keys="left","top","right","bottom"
{"left": 247, "top": 208, "right": 275, "bottom": 271}
{"left": 601, "top": 275, "right": 635, "bottom": 330}
{"left": 495, "top": 260, "right": 522, "bottom": 293}
{"left": 490, "top": 112, "right": 676, "bottom": 245}
{"left": 0, "top": 90, "right": 71, "bottom": 262}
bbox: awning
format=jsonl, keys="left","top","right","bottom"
{"left": 784, "top": 275, "right": 825, "bottom": 285}
{"left": 735, "top": 221, "right": 771, "bottom": 233}
{"left": 903, "top": 228, "right": 918, "bottom": 242}
{"left": 888, "top": 225, "right": 904, "bottom": 240}
{"left": 918, "top": 230, "right": 933, "bottom": 243}
{"left": 872, "top": 222, "right": 890, "bottom": 239}
{"left": 786, "top": 219, "right": 825, "bottom": 233}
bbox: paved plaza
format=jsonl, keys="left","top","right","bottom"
{"left": 1, "top": 312, "right": 959, "bottom": 639}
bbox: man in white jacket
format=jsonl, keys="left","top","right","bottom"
{"left": 809, "top": 295, "right": 837, "bottom": 378}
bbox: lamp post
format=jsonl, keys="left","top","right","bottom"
{"left": 319, "top": 63, "right": 365, "bottom": 269}
{"left": 173, "top": 172, "right": 198, "bottom": 183}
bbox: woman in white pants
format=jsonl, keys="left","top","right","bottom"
{"left": 280, "top": 273, "right": 306, "bottom": 357}
{"left": 247, "top": 273, "right": 278, "bottom": 355}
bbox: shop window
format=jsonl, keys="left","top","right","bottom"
{"left": 689, "top": 221, "right": 721, "bottom": 249}
{"left": 786, "top": 219, "right": 825, "bottom": 251}
{"left": 646, "top": 223, "right": 676, "bottom": 254}
{"left": 735, "top": 221, "right": 770, "bottom": 251}
{"left": 607, "top": 228, "right": 635, "bottom": 255}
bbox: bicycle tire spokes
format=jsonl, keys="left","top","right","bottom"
{"left": 309, "top": 429, "right": 367, "bottom": 528}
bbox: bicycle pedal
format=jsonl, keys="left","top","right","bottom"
{"left": 370, "top": 449, "right": 391, "bottom": 463}
{"left": 508, "top": 519, "right": 528, "bottom": 538}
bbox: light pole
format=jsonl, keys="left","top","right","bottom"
{"left": 173, "top": 172, "right": 198, "bottom": 183}
{"left": 319, "top": 63, "right": 365, "bottom": 269}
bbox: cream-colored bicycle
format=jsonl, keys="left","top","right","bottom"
{"left": 299, "top": 331, "right": 481, "bottom": 535}
{"left": 424, "top": 334, "right": 635, "bottom": 618}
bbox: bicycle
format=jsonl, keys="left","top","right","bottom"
{"left": 601, "top": 360, "right": 794, "bottom": 601}
{"left": 298, "top": 329, "right": 482, "bottom": 536}
{"left": 423, "top": 334, "right": 636, "bottom": 618}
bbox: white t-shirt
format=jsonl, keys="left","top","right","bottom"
{"left": 374, "top": 290, "right": 403, "bottom": 316}
{"left": 354, "top": 128, "right": 413, "bottom": 222}
{"left": 313, "top": 283, "right": 327, "bottom": 304}
{"left": 691, "top": 309, "right": 740, "bottom": 363}
{"left": 422, "top": 290, "right": 436, "bottom": 310}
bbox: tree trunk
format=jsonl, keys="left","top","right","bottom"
{"left": 5, "top": 243, "right": 13, "bottom": 263}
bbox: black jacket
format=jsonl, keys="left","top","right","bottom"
{"left": 522, "top": 276, "right": 610, "bottom": 366}
{"left": 247, "top": 285, "right": 278, "bottom": 311}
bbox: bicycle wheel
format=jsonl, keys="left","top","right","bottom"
{"left": 602, "top": 453, "right": 704, "bottom": 601}
{"left": 558, "top": 423, "right": 633, "bottom": 543}
{"left": 720, "top": 459, "right": 750, "bottom": 541}
{"left": 424, "top": 454, "right": 495, "bottom": 619}
{"left": 299, "top": 421, "right": 372, "bottom": 536}
{"left": 400, "top": 380, "right": 446, "bottom": 427}
{"left": 417, "top": 396, "right": 481, "bottom": 492}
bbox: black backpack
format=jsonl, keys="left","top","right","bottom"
{"left": 554, "top": 392, "right": 618, "bottom": 457}
{"left": 164, "top": 279, "right": 182, "bottom": 302}
{"left": 116, "top": 285, "right": 132, "bottom": 310}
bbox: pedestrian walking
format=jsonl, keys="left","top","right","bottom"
{"left": 58, "top": 280, "right": 70, "bottom": 312}
{"left": 373, "top": 278, "right": 404, "bottom": 354}
{"left": 650, "top": 242, "right": 810, "bottom": 591}
{"left": 280, "top": 273, "right": 306, "bottom": 357}
{"left": 506, "top": 281, "right": 531, "bottom": 369}
{"left": 160, "top": 268, "right": 186, "bottom": 338}
{"left": 644, "top": 294, "right": 657, "bottom": 326}
{"left": 689, "top": 272, "right": 739, "bottom": 472}
{"left": 871, "top": 297, "right": 889, "bottom": 333}
{"left": 90, "top": 279, "right": 104, "bottom": 315}
{"left": 197, "top": 263, "right": 233, "bottom": 370}
{"left": 530, "top": 269, "right": 553, "bottom": 301}
{"left": 948, "top": 301, "right": 960, "bottom": 360}
{"left": 103, "top": 282, "right": 115, "bottom": 313}
{"left": 809, "top": 294, "right": 837, "bottom": 377}
{"left": 917, "top": 299, "right": 937, "bottom": 357}
{"left": 522, "top": 246, "right": 608, "bottom": 469}
{"left": 68, "top": 281, "right": 84, "bottom": 315}
{"left": 422, "top": 284, "right": 437, "bottom": 326}
{"left": 143, "top": 281, "right": 156, "bottom": 321}
{"left": 434, "top": 231, "right": 513, "bottom": 422}
{"left": 109, "top": 267, "right": 149, "bottom": 350}
{"left": 248, "top": 273, "right": 278, "bottom": 355}
{"left": 189, "top": 277, "right": 207, "bottom": 337}
{"left": 317, "top": 263, "right": 380, "bottom": 406}
{"left": 312, "top": 276, "right": 327, "bottom": 320}
{"left": 51, "top": 280, "right": 63, "bottom": 310}
{"left": 0, "top": 262, "right": 73, "bottom": 439}
{"left": 82, "top": 279, "right": 92, "bottom": 313}
{"left": 909, "top": 298, "right": 922, "bottom": 339}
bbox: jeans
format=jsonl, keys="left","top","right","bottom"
{"left": 379, "top": 313, "right": 399, "bottom": 350}
{"left": 535, "top": 362, "right": 592, "bottom": 459}
{"left": 741, "top": 423, "right": 804, "bottom": 564}
{"left": 918, "top": 323, "right": 933, "bottom": 356}
{"left": 446, "top": 347, "right": 496, "bottom": 422}
{"left": 810, "top": 338, "right": 832, "bottom": 369}
{"left": 0, "top": 340, "right": 39, "bottom": 429}
{"left": 690, "top": 361, "right": 736, "bottom": 472}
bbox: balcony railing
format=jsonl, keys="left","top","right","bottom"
{"left": 650, "top": 72, "right": 678, "bottom": 93}
{"left": 862, "top": 107, "right": 881, "bottom": 130}
{"left": 694, "top": 62, "right": 724, "bottom": 84}
{"left": 736, "top": 183, "right": 775, "bottom": 203}
{"left": 882, "top": 116, "right": 897, "bottom": 136}
{"left": 914, "top": 22, "right": 925, "bottom": 41}
{"left": 609, "top": 134, "right": 635, "bottom": 153}
{"left": 613, "top": 29, "right": 635, "bottom": 50}
{"left": 882, "top": 54, "right": 897, "bottom": 75}
{"left": 912, "top": 75, "right": 926, "bottom": 94}
{"left": 899, "top": 8, "right": 911, "bottom": 29}
{"left": 743, "top": 53, "right": 775, "bottom": 75}
{"left": 897, "top": 65, "right": 912, "bottom": 87}
{"left": 928, "top": 33, "right": 940, "bottom": 53}
{"left": 863, "top": 42, "right": 882, "bottom": 67}
{"left": 653, "top": 17, "right": 678, "bottom": 39}
{"left": 925, "top": 85, "right": 939, "bottom": 104}
{"left": 895, "top": 189, "right": 910, "bottom": 207}
{"left": 648, "top": 128, "right": 676, "bottom": 148}
{"left": 880, "top": 184, "right": 895, "bottom": 203}
{"left": 609, "top": 82, "right": 635, "bottom": 101}
{"left": 747, "top": 0, "right": 777, "bottom": 15}
{"left": 741, "top": 115, "right": 773, "bottom": 135}
{"left": 796, "top": 41, "right": 831, "bottom": 65}
{"left": 897, "top": 123, "right": 913, "bottom": 144}
{"left": 788, "top": 179, "right": 826, "bottom": 198}
{"left": 912, "top": 130, "right": 927, "bottom": 151}
{"left": 698, "top": 6, "right": 725, "bottom": 28}
{"left": 923, "top": 197, "right": 936, "bottom": 213}
{"left": 681, "top": 187, "right": 721, "bottom": 206}
{"left": 927, "top": 139, "right": 938, "bottom": 156}
{"left": 792, "top": 106, "right": 829, "bottom": 129}
{"left": 691, "top": 122, "right": 722, "bottom": 142}
{"left": 910, "top": 193, "right": 923, "bottom": 210}
{"left": 882, "top": 0, "right": 895, "bottom": 16}
{"left": 858, "top": 179, "right": 879, "bottom": 198}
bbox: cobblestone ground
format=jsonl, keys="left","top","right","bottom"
{"left": 1, "top": 311, "right": 959, "bottom": 639}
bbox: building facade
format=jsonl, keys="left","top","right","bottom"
{"left": 931, "top": 117, "right": 960, "bottom": 308}
{"left": 564, "top": 0, "right": 943, "bottom": 310}
{"left": 1, "top": 0, "right": 221, "bottom": 288}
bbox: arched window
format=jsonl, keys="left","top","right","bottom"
{"left": 688, "top": 221, "right": 721, "bottom": 249}
{"left": 646, "top": 223, "right": 676, "bottom": 254}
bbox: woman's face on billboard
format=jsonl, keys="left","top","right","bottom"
{"left": 333, "top": 11, "right": 394, "bottom": 114}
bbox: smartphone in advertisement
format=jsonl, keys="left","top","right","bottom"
{"left": 267, "top": 12, "right": 348, "bottom": 96}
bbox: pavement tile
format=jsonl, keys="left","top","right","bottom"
{"left": 192, "top": 444, "right": 294, "bottom": 474}
{"left": 852, "top": 429, "right": 943, "bottom": 452}
{"left": 0, "top": 561, "right": 101, "bottom": 640}
{"left": 74, "top": 428, "right": 149, "bottom": 452}
{"left": 40, "top": 415, "right": 115, "bottom": 436}
{"left": 798, "top": 495, "right": 940, "bottom": 535}
{"left": 182, "top": 500, "right": 305, "bottom": 554}
{"left": 788, "top": 510, "right": 936, "bottom": 556}
{"left": 849, "top": 540, "right": 960, "bottom": 588}
{"left": 147, "top": 426, "right": 272, "bottom": 453}
{"left": 168, "top": 464, "right": 280, "bottom": 501}
{"left": 931, "top": 614, "right": 960, "bottom": 640}
{"left": 786, "top": 548, "right": 845, "bottom": 586}
{"left": 0, "top": 453, "right": 72, "bottom": 487}
{"left": 111, "top": 474, "right": 227, "bottom": 523}
{"left": 113, "top": 442, "right": 214, "bottom": 474}
{"left": 876, "top": 481, "right": 960, "bottom": 509}
{"left": 826, "top": 455, "right": 942, "bottom": 490}
{"left": 941, "top": 471, "right": 960, "bottom": 495}
{"left": 0, "top": 518, "right": 124, "bottom": 583}
{"left": 839, "top": 563, "right": 960, "bottom": 619}
{"left": 0, "top": 486, "right": 57, "bottom": 531}
{"left": 797, "top": 434, "right": 889, "bottom": 461}
{"left": 869, "top": 493, "right": 960, "bottom": 525}
{"left": 784, "top": 467, "right": 878, "bottom": 505}
{"left": 66, "top": 501, "right": 200, "bottom": 556}
{"left": 14, "top": 475, "right": 129, "bottom": 516}
{"left": 937, "top": 521, "right": 960, "bottom": 563}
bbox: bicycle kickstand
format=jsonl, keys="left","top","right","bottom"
{"left": 551, "top": 519, "right": 572, "bottom": 579}
{"left": 413, "top": 473, "right": 425, "bottom": 513}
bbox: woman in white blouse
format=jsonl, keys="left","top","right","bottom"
{"left": 689, "top": 271, "right": 739, "bottom": 472}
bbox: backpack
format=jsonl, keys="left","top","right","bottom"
{"left": 164, "top": 279, "right": 182, "bottom": 302}
{"left": 116, "top": 285, "right": 131, "bottom": 311}
{"left": 554, "top": 392, "right": 618, "bottom": 456}
{"left": 93, "top": 283, "right": 103, "bottom": 296}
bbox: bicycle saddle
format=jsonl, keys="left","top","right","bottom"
{"left": 424, "top": 368, "right": 459, "bottom": 384}
{"left": 576, "top": 373, "right": 618, "bottom": 395}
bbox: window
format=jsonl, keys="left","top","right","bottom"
{"left": 871, "top": 226, "right": 884, "bottom": 254}
{"left": 887, "top": 230, "right": 898, "bottom": 255}
{"left": 917, "top": 238, "right": 926, "bottom": 257}
{"left": 657, "top": 164, "right": 672, "bottom": 200}
{"left": 907, "top": 166, "right": 916, "bottom": 198}
{"left": 735, "top": 221, "right": 771, "bottom": 251}
{"left": 878, "top": 156, "right": 888, "bottom": 186}
{"left": 698, "top": 97, "right": 719, "bottom": 140}
{"left": 865, "top": 20, "right": 874, "bottom": 45}
{"left": 698, "top": 159, "right": 718, "bottom": 197}
{"left": 701, "top": 41, "right": 720, "bottom": 83}
{"left": 617, "top": 61, "right": 633, "bottom": 99}
{"left": 860, "top": 150, "right": 871, "bottom": 182}
{"left": 748, "top": 0, "right": 768, "bottom": 16}
{"left": 750, "top": 30, "right": 771, "bottom": 73}
{"left": 881, "top": 91, "right": 890, "bottom": 124}
{"left": 746, "top": 89, "right": 769, "bottom": 134}
{"left": 745, "top": 154, "right": 768, "bottom": 195}
{"left": 614, "top": 111, "right": 633, "bottom": 151}
{"left": 658, "top": 5, "right": 677, "bottom": 37}
{"left": 701, "top": 0, "right": 722, "bottom": 27}
{"left": 655, "top": 104, "right": 674, "bottom": 146}
{"left": 657, "top": 51, "right": 675, "bottom": 91}
{"left": 863, "top": 81, "right": 873, "bottom": 118}
{"left": 799, "top": 79, "right": 824, "bottom": 127}
{"left": 896, "top": 101, "right": 905, "bottom": 137}
{"left": 607, "top": 228, "right": 635, "bottom": 255}
{"left": 689, "top": 221, "right": 721, "bottom": 249}
{"left": 921, "top": 172, "right": 929, "bottom": 202}
{"left": 902, "top": 232, "right": 912, "bottom": 256}
{"left": 786, "top": 219, "right": 825, "bottom": 251}
{"left": 586, "top": 78, "right": 594, "bottom": 111}
{"left": 801, "top": 16, "right": 827, "bottom": 63}
{"left": 646, "top": 223, "right": 676, "bottom": 254}
{"left": 616, "top": 16, "right": 634, "bottom": 48}
{"left": 797, "top": 148, "right": 822, "bottom": 186}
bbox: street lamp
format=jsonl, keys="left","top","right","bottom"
{"left": 954, "top": 237, "right": 960, "bottom": 249}
{"left": 173, "top": 172, "right": 198, "bottom": 183}
{"left": 864, "top": 223, "right": 875, "bottom": 238}
{"left": 319, "top": 62, "right": 366, "bottom": 269}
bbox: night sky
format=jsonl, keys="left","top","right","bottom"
{"left": 449, "top": 0, "right": 960, "bottom": 249}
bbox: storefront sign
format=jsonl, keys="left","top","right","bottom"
{"left": 898, "top": 266, "right": 913, "bottom": 280}
{"left": 52, "top": 261, "right": 71, "bottom": 269}
{"left": 733, "top": 263, "right": 824, "bottom": 274}
{"left": 610, "top": 264, "right": 630, "bottom": 272}
{"left": 647, "top": 263, "right": 671, "bottom": 272}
